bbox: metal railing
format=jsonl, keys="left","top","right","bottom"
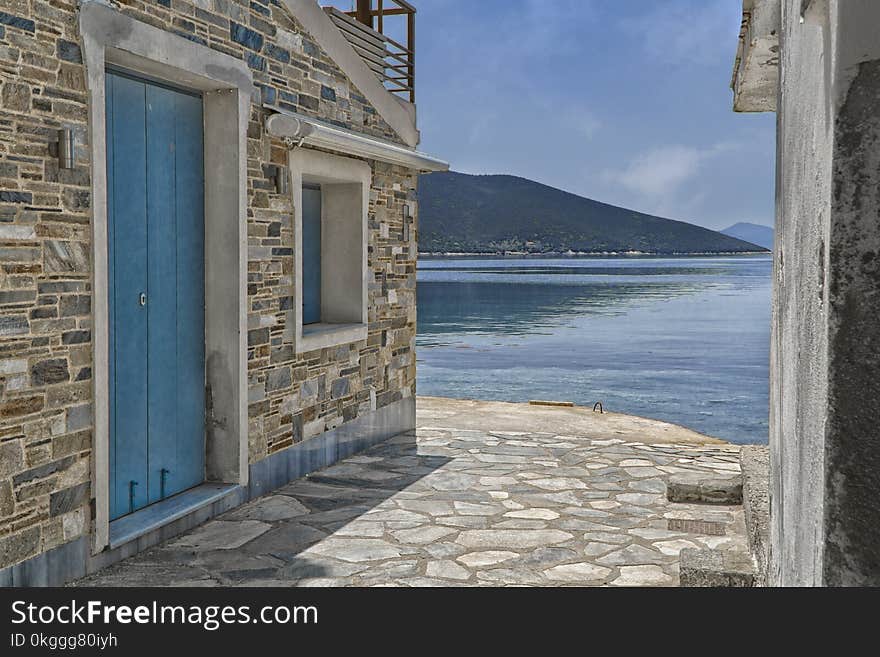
{"left": 323, "top": 1, "right": 416, "bottom": 103}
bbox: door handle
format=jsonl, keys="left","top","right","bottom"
{"left": 139, "top": 292, "right": 147, "bottom": 307}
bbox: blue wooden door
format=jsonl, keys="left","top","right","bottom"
{"left": 106, "top": 70, "right": 206, "bottom": 520}
{"left": 302, "top": 187, "right": 322, "bottom": 325}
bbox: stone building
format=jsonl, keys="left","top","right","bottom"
{"left": 0, "top": 0, "right": 446, "bottom": 585}
{"left": 732, "top": 0, "right": 880, "bottom": 585}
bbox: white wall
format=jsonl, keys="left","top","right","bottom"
{"left": 773, "top": 0, "right": 880, "bottom": 586}
{"left": 772, "top": 0, "right": 832, "bottom": 586}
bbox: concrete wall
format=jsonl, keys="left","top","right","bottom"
{"left": 771, "top": 0, "right": 832, "bottom": 587}
{"left": 0, "top": 0, "right": 420, "bottom": 579}
{"left": 822, "top": 1, "right": 880, "bottom": 586}
{"left": 772, "top": 0, "right": 880, "bottom": 586}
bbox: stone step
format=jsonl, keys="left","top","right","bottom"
{"left": 679, "top": 547, "right": 757, "bottom": 587}
{"left": 666, "top": 474, "right": 743, "bottom": 505}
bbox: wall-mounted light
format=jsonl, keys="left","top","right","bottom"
{"left": 57, "top": 127, "right": 75, "bottom": 169}
{"left": 274, "top": 165, "right": 289, "bottom": 195}
{"left": 402, "top": 203, "right": 411, "bottom": 241}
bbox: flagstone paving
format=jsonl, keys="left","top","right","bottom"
{"left": 75, "top": 427, "right": 746, "bottom": 587}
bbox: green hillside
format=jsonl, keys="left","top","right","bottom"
{"left": 418, "top": 171, "right": 767, "bottom": 255}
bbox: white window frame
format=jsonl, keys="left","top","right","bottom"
{"left": 288, "top": 148, "right": 370, "bottom": 353}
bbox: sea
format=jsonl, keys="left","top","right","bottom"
{"left": 416, "top": 255, "right": 772, "bottom": 444}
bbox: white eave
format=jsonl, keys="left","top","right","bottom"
{"left": 266, "top": 111, "right": 449, "bottom": 173}
{"left": 280, "top": 0, "right": 420, "bottom": 147}
{"left": 732, "top": 0, "right": 780, "bottom": 112}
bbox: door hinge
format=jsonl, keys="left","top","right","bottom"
{"left": 129, "top": 480, "right": 138, "bottom": 514}
{"left": 160, "top": 468, "right": 170, "bottom": 500}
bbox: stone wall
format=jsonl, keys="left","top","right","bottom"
{"left": 0, "top": 0, "right": 418, "bottom": 571}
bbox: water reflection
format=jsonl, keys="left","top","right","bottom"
{"left": 416, "top": 255, "right": 772, "bottom": 444}
{"left": 418, "top": 281, "right": 708, "bottom": 343}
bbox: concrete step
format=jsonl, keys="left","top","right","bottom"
{"left": 666, "top": 474, "right": 743, "bottom": 505}
{"left": 679, "top": 547, "right": 757, "bottom": 587}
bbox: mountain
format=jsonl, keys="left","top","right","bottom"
{"left": 721, "top": 222, "right": 774, "bottom": 250}
{"left": 417, "top": 171, "right": 768, "bottom": 255}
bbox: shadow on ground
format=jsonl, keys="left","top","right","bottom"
{"left": 75, "top": 432, "right": 451, "bottom": 586}
{"left": 75, "top": 423, "right": 746, "bottom": 587}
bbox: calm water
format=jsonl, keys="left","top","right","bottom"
{"left": 416, "top": 255, "right": 772, "bottom": 444}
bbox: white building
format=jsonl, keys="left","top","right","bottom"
{"left": 732, "top": 0, "right": 880, "bottom": 586}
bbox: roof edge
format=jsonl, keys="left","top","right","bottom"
{"left": 266, "top": 110, "right": 448, "bottom": 172}
{"left": 281, "top": 0, "right": 420, "bottom": 147}
{"left": 732, "top": 0, "right": 780, "bottom": 113}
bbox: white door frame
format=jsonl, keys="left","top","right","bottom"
{"left": 79, "top": 1, "right": 252, "bottom": 552}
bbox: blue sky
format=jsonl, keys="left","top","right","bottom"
{"left": 408, "top": 0, "right": 776, "bottom": 231}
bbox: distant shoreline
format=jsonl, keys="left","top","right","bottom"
{"left": 418, "top": 250, "right": 771, "bottom": 258}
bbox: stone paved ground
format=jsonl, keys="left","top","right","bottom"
{"left": 76, "top": 426, "right": 746, "bottom": 587}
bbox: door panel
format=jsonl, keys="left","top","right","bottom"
{"left": 107, "top": 73, "right": 150, "bottom": 519}
{"left": 106, "top": 70, "right": 206, "bottom": 520}
{"left": 302, "top": 187, "right": 322, "bottom": 325}
{"left": 145, "top": 83, "right": 179, "bottom": 505}
{"left": 171, "top": 91, "right": 206, "bottom": 494}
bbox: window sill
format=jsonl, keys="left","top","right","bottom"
{"left": 298, "top": 322, "right": 368, "bottom": 352}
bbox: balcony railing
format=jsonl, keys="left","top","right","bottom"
{"left": 323, "top": 0, "right": 416, "bottom": 103}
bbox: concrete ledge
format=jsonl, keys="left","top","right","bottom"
{"left": 666, "top": 474, "right": 743, "bottom": 505}
{"left": 679, "top": 547, "right": 757, "bottom": 587}
{"left": 265, "top": 112, "right": 447, "bottom": 171}
{"left": 299, "top": 323, "right": 368, "bottom": 354}
{"left": 741, "top": 445, "right": 769, "bottom": 585}
{"left": 417, "top": 396, "right": 727, "bottom": 445}
{"left": 732, "top": 0, "right": 780, "bottom": 112}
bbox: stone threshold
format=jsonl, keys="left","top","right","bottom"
{"left": 109, "top": 483, "right": 241, "bottom": 550}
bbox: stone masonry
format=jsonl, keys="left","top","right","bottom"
{"left": 0, "top": 0, "right": 418, "bottom": 572}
